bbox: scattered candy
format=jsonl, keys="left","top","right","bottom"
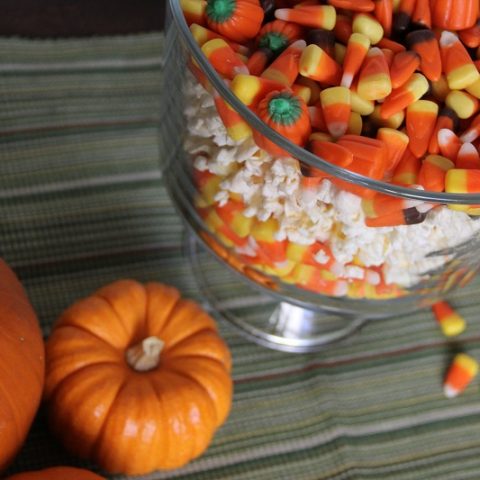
{"left": 432, "top": 301, "right": 466, "bottom": 337}
{"left": 444, "top": 353, "right": 478, "bottom": 398}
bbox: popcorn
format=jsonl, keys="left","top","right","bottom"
{"left": 184, "top": 75, "right": 480, "bottom": 288}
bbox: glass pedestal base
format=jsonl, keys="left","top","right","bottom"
{"left": 187, "top": 232, "right": 368, "bottom": 353}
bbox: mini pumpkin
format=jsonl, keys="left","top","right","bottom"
{"left": 5, "top": 466, "right": 104, "bottom": 480}
{"left": 44, "top": 280, "right": 233, "bottom": 475}
{"left": 0, "top": 259, "right": 44, "bottom": 472}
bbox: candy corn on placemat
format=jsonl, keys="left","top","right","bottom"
{"left": 1, "top": 33, "right": 480, "bottom": 480}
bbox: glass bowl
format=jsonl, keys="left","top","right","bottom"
{"left": 159, "top": 0, "right": 480, "bottom": 352}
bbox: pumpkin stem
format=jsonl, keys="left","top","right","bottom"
{"left": 126, "top": 336, "right": 164, "bottom": 372}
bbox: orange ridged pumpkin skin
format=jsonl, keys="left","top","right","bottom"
{"left": 44, "top": 280, "right": 233, "bottom": 476}
{"left": 0, "top": 260, "right": 45, "bottom": 472}
{"left": 5, "top": 466, "right": 105, "bottom": 480}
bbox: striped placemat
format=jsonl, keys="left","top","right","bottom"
{"left": 1, "top": 33, "right": 480, "bottom": 480}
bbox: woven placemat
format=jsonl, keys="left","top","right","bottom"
{"left": 1, "top": 33, "right": 480, "bottom": 480}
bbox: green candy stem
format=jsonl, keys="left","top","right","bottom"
{"left": 268, "top": 94, "right": 302, "bottom": 126}
{"left": 206, "top": 0, "right": 236, "bottom": 23}
{"left": 259, "top": 32, "right": 288, "bottom": 54}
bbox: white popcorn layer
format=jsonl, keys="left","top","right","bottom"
{"left": 184, "top": 78, "right": 480, "bottom": 288}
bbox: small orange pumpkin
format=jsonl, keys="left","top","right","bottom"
{"left": 44, "top": 280, "right": 232, "bottom": 475}
{"left": 5, "top": 466, "right": 104, "bottom": 480}
{"left": 0, "top": 260, "right": 44, "bottom": 472}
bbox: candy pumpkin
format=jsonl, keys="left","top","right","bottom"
{"left": 44, "top": 280, "right": 233, "bottom": 475}
{"left": 5, "top": 466, "right": 104, "bottom": 480}
{"left": 0, "top": 260, "right": 44, "bottom": 472}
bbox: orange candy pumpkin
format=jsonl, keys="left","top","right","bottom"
{"left": 0, "top": 260, "right": 45, "bottom": 472}
{"left": 44, "top": 280, "right": 233, "bottom": 475}
{"left": 5, "top": 466, "right": 104, "bottom": 480}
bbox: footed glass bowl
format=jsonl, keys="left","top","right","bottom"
{"left": 159, "top": 0, "right": 480, "bottom": 352}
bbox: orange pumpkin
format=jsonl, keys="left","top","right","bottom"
{"left": 5, "top": 466, "right": 104, "bottom": 480}
{"left": 44, "top": 280, "right": 233, "bottom": 475}
{"left": 0, "top": 260, "right": 44, "bottom": 472}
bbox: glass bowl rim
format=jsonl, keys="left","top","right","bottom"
{"left": 167, "top": 0, "right": 480, "bottom": 205}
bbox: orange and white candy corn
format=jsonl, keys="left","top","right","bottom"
{"left": 444, "top": 353, "right": 478, "bottom": 398}
{"left": 456, "top": 143, "right": 480, "bottom": 169}
{"left": 350, "top": 81, "right": 376, "bottom": 115}
{"left": 406, "top": 100, "right": 438, "bottom": 158}
{"left": 380, "top": 73, "right": 429, "bottom": 119}
{"left": 299, "top": 43, "right": 342, "bottom": 85}
{"left": 341, "top": 33, "right": 371, "bottom": 88}
{"left": 429, "top": 107, "right": 459, "bottom": 155}
{"left": 440, "top": 31, "right": 480, "bottom": 91}
{"left": 275, "top": 5, "right": 336, "bottom": 30}
{"left": 261, "top": 39, "right": 306, "bottom": 86}
{"left": 389, "top": 50, "right": 420, "bottom": 89}
{"left": 320, "top": 86, "right": 351, "bottom": 138}
{"left": 352, "top": 13, "right": 384, "bottom": 45}
{"left": 201, "top": 38, "right": 249, "bottom": 79}
{"left": 438, "top": 128, "right": 462, "bottom": 161}
{"left": 460, "top": 113, "right": 480, "bottom": 143}
{"left": 432, "top": 301, "right": 466, "bottom": 337}
{"left": 357, "top": 47, "right": 392, "bottom": 101}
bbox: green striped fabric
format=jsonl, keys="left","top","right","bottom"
{"left": 1, "top": 33, "right": 480, "bottom": 480}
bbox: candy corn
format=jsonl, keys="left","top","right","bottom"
{"left": 275, "top": 5, "right": 336, "bottom": 30}
{"left": 350, "top": 81, "right": 375, "bottom": 115}
{"left": 347, "top": 111, "right": 363, "bottom": 135}
{"left": 190, "top": 24, "right": 249, "bottom": 54}
{"left": 320, "top": 86, "right": 351, "bottom": 138}
{"left": 432, "top": 301, "right": 466, "bottom": 337}
{"left": 374, "top": 0, "right": 393, "bottom": 37}
{"left": 352, "top": 13, "right": 384, "bottom": 45}
{"left": 429, "top": 107, "right": 459, "bottom": 155}
{"left": 246, "top": 48, "right": 274, "bottom": 75}
{"left": 391, "top": 147, "right": 421, "bottom": 185}
{"left": 392, "top": 0, "right": 415, "bottom": 37}
{"left": 376, "top": 127, "right": 409, "bottom": 175}
{"left": 299, "top": 44, "right": 342, "bottom": 85}
{"left": 201, "top": 38, "right": 249, "bottom": 79}
{"left": 340, "top": 33, "right": 371, "bottom": 88}
{"left": 310, "top": 137, "right": 354, "bottom": 168}
{"left": 365, "top": 206, "right": 427, "bottom": 227}
{"left": 417, "top": 154, "right": 455, "bottom": 192}
{"left": 231, "top": 74, "right": 283, "bottom": 108}
{"left": 261, "top": 39, "right": 306, "bottom": 86}
{"left": 380, "top": 73, "right": 429, "bottom": 119}
{"left": 445, "top": 90, "right": 479, "bottom": 120}
{"left": 357, "top": 47, "right": 392, "bottom": 101}
{"left": 443, "top": 353, "right": 478, "bottom": 398}
{"left": 459, "top": 19, "right": 480, "bottom": 48}
{"left": 438, "top": 128, "right": 462, "bottom": 161}
{"left": 406, "top": 100, "right": 439, "bottom": 158}
{"left": 406, "top": 29, "right": 441, "bottom": 82}
{"left": 181, "top": 0, "right": 206, "bottom": 25}
{"left": 389, "top": 50, "right": 420, "bottom": 89}
{"left": 445, "top": 168, "right": 480, "bottom": 215}
{"left": 460, "top": 113, "right": 480, "bottom": 143}
{"left": 430, "top": 75, "right": 451, "bottom": 103}
{"left": 213, "top": 86, "right": 252, "bottom": 141}
{"left": 456, "top": 143, "right": 480, "bottom": 169}
{"left": 411, "top": 0, "right": 431, "bottom": 28}
{"left": 328, "top": 0, "right": 375, "bottom": 12}
{"left": 362, "top": 190, "right": 422, "bottom": 218}
{"left": 440, "top": 31, "right": 480, "bottom": 91}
